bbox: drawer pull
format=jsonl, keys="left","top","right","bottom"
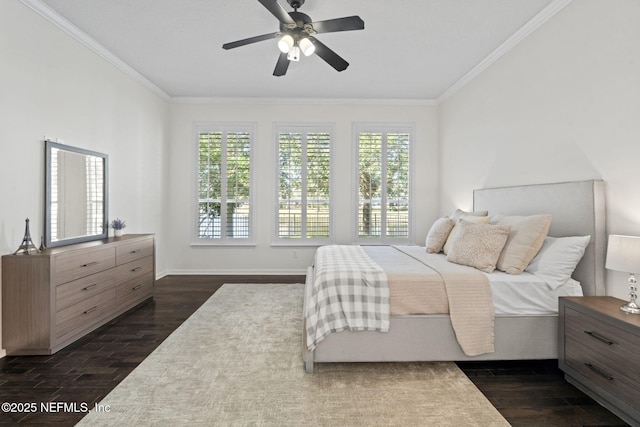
{"left": 584, "top": 330, "right": 614, "bottom": 346}
{"left": 132, "top": 284, "right": 143, "bottom": 291}
{"left": 81, "top": 261, "right": 98, "bottom": 268}
{"left": 131, "top": 267, "right": 143, "bottom": 272}
{"left": 83, "top": 283, "right": 99, "bottom": 291}
{"left": 130, "top": 249, "right": 142, "bottom": 253}
{"left": 584, "top": 363, "right": 614, "bottom": 381}
{"left": 83, "top": 305, "right": 99, "bottom": 315}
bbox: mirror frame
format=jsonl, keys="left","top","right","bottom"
{"left": 45, "top": 140, "right": 109, "bottom": 247}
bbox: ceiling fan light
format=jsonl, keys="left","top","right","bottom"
{"left": 278, "top": 34, "right": 294, "bottom": 53}
{"left": 299, "top": 37, "right": 315, "bottom": 56}
{"left": 287, "top": 45, "right": 301, "bottom": 61}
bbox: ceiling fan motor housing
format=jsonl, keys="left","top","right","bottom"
{"left": 280, "top": 11, "right": 313, "bottom": 36}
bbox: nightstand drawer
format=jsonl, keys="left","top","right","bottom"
{"left": 565, "top": 336, "right": 640, "bottom": 409}
{"left": 563, "top": 304, "right": 640, "bottom": 413}
{"left": 565, "top": 306, "right": 640, "bottom": 357}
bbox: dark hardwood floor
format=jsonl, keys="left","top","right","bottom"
{"left": 0, "top": 275, "right": 628, "bottom": 426}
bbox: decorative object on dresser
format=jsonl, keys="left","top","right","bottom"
{"left": 14, "top": 218, "right": 39, "bottom": 255}
{"left": 606, "top": 235, "right": 640, "bottom": 314}
{"left": 111, "top": 218, "right": 127, "bottom": 237}
{"left": 2, "top": 234, "right": 155, "bottom": 355}
{"left": 558, "top": 296, "right": 640, "bottom": 426}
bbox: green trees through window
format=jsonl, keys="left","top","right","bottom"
{"left": 277, "top": 127, "right": 331, "bottom": 240}
{"left": 194, "top": 123, "right": 411, "bottom": 244}
{"left": 357, "top": 129, "right": 410, "bottom": 241}
{"left": 197, "top": 127, "right": 252, "bottom": 240}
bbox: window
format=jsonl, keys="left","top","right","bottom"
{"left": 276, "top": 125, "right": 332, "bottom": 243}
{"left": 195, "top": 123, "right": 253, "bottom": 243}
{"left": 356, "top": 125, "right": 412, "bottom": 243}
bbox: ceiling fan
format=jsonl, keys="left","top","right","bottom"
{"left": 222, "top": 0, "right": 364, "bottom": 76}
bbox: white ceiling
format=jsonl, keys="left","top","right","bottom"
{"left": 34, "top": 0, "right": 562, "bottom": 100}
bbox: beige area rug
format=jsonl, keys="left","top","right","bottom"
{"left": 78, "top": 283, "right": 509, "bottom": 426}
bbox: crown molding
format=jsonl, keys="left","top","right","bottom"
{"left": 21, "top": 0, "right": 571, "bottom": 107}
{"left": 20, "top": 0, "right": 170, "bottom": 101}
{"left": 170, "top": 96, "right": 437, "bottom": 106}
{"left": 437, "top": 0, "right": 574, "bottom": 103}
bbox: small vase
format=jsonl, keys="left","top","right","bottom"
{"left": 114, "top": 229, "right": 123, "bottom": 237}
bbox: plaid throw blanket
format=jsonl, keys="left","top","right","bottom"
{"left": 306, "top": 245, "right": 389, "bottom": 351}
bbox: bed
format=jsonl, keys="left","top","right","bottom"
{"left": 303, "top": 180, "right": 606, "bottom": 373}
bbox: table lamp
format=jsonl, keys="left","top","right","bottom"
{"left": 605, "top": 235, "right": 640, "bottom": 314}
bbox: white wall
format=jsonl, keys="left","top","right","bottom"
{"left": 166, "top": 102, "right": 438, "bottom": 274}
{"left": 0, "top": 1, "right": 169, "bottom": 353}
{"left": 438, "top": 0, "right": 640, "bottom": 298}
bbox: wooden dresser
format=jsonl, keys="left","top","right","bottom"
{"left": 559, "top": 296, "right": 640, "bottom": 426}
{"left": 2, "top": 234, "right": 154, "bottom": 355}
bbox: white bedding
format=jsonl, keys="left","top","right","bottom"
{"left": 365, "top": 245, "right": 583, "bottom": 317}
{"left": 487, "top": 271, "right": 583, "bottom": 315}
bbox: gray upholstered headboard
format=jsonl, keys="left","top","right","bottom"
{"left": 473, "top": 180, "right": 606, "bottom": 296}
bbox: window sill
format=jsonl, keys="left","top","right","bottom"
{"left": 270, "top": 240, "right": 332, "bottom": 248}
{"left": 191, "top": 241, "right": 257, "bottom": 248}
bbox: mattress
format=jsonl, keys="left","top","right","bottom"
{"left": 487, "top": 271, "right": 583, "bottom": 315}
{"left": 363, "top": 246, "right": 582, "bottom": 317}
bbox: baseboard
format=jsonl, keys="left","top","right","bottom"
{"left": 0, "top": 349, "right": 6, "bottom": 359}
{"left": 162, "top": 269, "right": 308, "bottom": 276}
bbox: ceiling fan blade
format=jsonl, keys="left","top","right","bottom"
{"left": 310, "top": 16, "right": 365, "bottom": 34}
{"left": 273, "top": 53, "right": 290, "bottom": 76}
{"left": 310, "top": 38, "right": 349, "bottom": 72}
{"left": 258, "top": 0, "right": 296, "bottom": 25}
{"left": 222, "top": 32, "right": 279, "bottom": 50}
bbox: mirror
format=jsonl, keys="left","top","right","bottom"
{"left": 45, "top": 140, "right": 109, "bottom": 247}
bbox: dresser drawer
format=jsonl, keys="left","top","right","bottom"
{"left": 54, "top": 247, "right": 116, "bottom": 285}
{"left": 56, "top": 270, "right": 117, "bottom": 311}
{"left": 113, "top": 256, "right": 153, "bottom": 283}
{"left": 116, "top": 272, "right": 154, "bottom": 306}
{"left": 116, "top": 238, "right": 154, "bottom": 266}
{"left": 55, "top": 289, "right": 116, "bottom": 339}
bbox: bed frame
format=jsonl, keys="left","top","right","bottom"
{"left": 303, "top": 180, "right": 606, "bottom": 373}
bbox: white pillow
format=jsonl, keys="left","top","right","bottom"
{"left": 525, "top": 235, "right": 591, "bottom": 289}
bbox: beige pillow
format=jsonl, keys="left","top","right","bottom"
{"left": 447, "top": 221, "right": 511, "bottom": 273}
{"left": 491, "top": 214, "right": 552, "bottom": 274}
{"left": 425, "top": 217, "right": 455, "bottom": 253}
{"left": 443, "top": 214, "right": 490, "bottom": 255}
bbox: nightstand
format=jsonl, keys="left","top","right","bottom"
{"left": 559, "top": 296, "right": 640, "bottom": 426}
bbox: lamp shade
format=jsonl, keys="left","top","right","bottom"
{"left": 299, "top": 37, "right": 315, "bottom": 56}
{"left": 278, "top": 35, "right": 294, "bottom": 53}
{"left": 605, "top": 235, "right": 640, "bottom": 273}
